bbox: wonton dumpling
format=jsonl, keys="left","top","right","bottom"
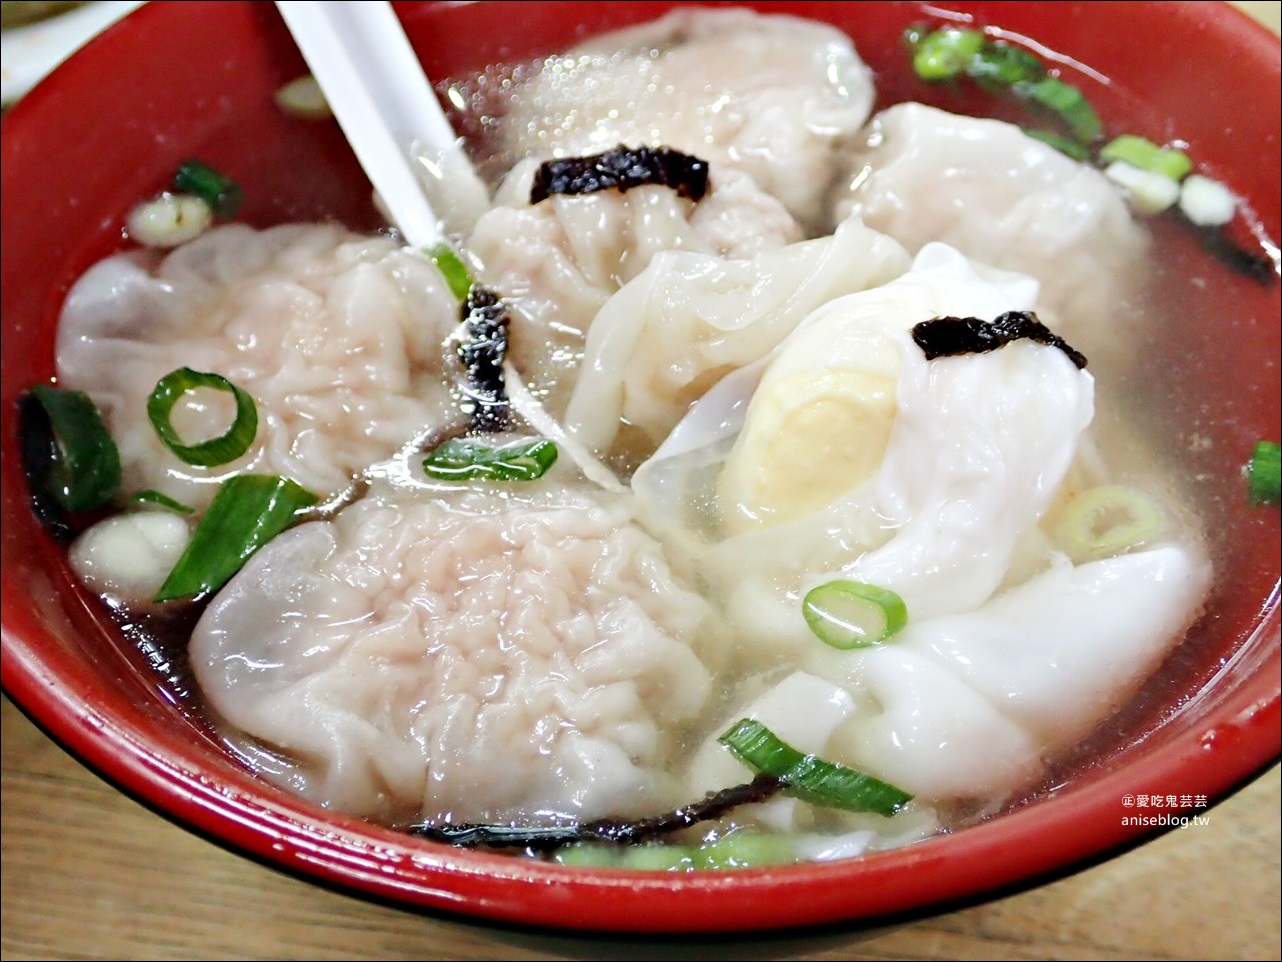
{"left": 469, "top": 159, "right": 802, "bottom": 420}
{"left": 833, "top": 103, "right": 1150, "bottom": 334}
{"left": 501, "top": 8, "right": 876, "bottom": 231}
{"left": 55, "top": 224, "right": 460, "bottom": 510}
{"left": 190, "top": 470, "right": 720, "bottom": 825}
{"left": 634, "top": 245, "right": 1092, "bottom": 663}
{"left": 562, "top": 216, "right": 910, "bottom": 463}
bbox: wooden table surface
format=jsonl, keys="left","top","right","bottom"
{"left": 4, "top": 3, "right": 1280, "bottom": 960}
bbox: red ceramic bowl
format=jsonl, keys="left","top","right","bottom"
{"left": 2, "top": 0, "right": 1279, "bottom": 934}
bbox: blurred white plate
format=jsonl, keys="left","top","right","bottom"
{"left": 2, "top": 0, "right": 144, "bottom": 104}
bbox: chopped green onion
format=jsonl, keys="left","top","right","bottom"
{"left": 624, "top": 844, "right": 699, "bottom": 871}
{"left": 127, "top": 194, "right": 213, "bottom": 247}
{"left": 172, "top": 159, "right": 242, "bottom": 216}
{"left": 129, "top": 489, "right": 194, "bottom": 515}
{"left": 551, "top": 843, "right": 622, "bottom": 868}
{"left": 911, "top": 28, "right": 985, "bottom": 81}
{"left": 428, "top": 243, "right": 474, "bottom": 301}
{"left": 18, "top": 392, "right": 76, "bottom": 541}
{"left": 1247, "top": 441, "right": 1280, "bottom": 506}
{"left": 902, "top": 20, "right": 1268, "bottom": 283}
{"left": 1024, "top": 129, "right": 1093, "bottom": 161}
{"left": 967, "top": 42, "right": 1044, "bottom": 88}
{"left": 1100, "top": 135, "right": 1193, "bottom": 181}
{"left": 154, "top": 474, "right": 317, "bottom": 602}
{"left": 1019, "top": 76, "right": 1103, "bottom": 143}
{"left": 146, "top": 368, "right": 258, "bottom": 467}
{"left": 27, "top": 385, "right": 121, "bottom": 513}
{"left": 552, "top": 832, "right": 794, "bottom": 871}
{"left": 696, "top": 831, "right": 796, "bottom": 870}
{"left": 555, "top": 842, "right": 697, "bottom": 871}
{"left": 802, "top": 580, "right": 908, "bottom": 649}
{"left": 719, "top": 719, "right": 912, "bottom": 817}
{"left": 1179, "top": 174, "right": 1237, "bottom": 227}
{"left": 595, "top": 843, "right": 696, "bottom": 870}
{"left": 1104, "top": 161, "right": 1181, "bottom": 216}
{"left": 1054, "top": 484, "right": 1166, "bottom": 563}
{"left": 422, "top": 437, "right": 557, "bottom": 482}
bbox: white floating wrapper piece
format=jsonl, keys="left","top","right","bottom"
{"left": 503, "top": 362, "right": 627, "bottom": 494}
{"left": 275, "top": 1, "right": 490, "bottom": 247}
{"left": 686, "top": 671, "right": 856, "bottom": 798}
{"left": 684, "top": 669, "right": 945, "bottom": 846}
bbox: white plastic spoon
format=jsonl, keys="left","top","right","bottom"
{"left": 274, "top": 0, "right": 489, "bottom": 248}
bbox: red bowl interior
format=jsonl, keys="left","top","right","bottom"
{"left": 2, "top": 0, "right": 1279, "bottom": 933}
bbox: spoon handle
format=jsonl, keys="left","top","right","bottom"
{"left": 275, "top": 0, "right": 489, "bottom": 247}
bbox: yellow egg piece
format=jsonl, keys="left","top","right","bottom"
{"left": 720, "top": 367, "right": 897, "bottom": 530}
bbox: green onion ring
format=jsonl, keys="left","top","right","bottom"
{"left": 146, "top": 367, "right": 258, "bottom": 467}
{"left": 719, "top": 718, "right": 912, "bottom": 817}
{"left": 1054, "top": 485, "right": 1166, "bottom": 563}
{"left": 802, "top": 580, "right": 908, "bottom": 649}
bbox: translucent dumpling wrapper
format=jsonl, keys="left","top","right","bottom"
{"left": 562, "top": 215, "right": 910, "bottom": 464}
{"left": 805, "top": 543, "right": 1212, "bottom": 803}
{"left": 468, "top": 159, "right": 802, "bottom": 420}
{"left": 833, "top": 103, "right": 1151, "bottom": 339}
{"left": 55, "top": 224, "right": 461, "bottom": 510}
{"left": 498, "top": 7, "right": 876, "bottom": 231}
{"left": 189, "top": 470, "right": 723, "bottom": 825}
{"left": 634, "top": 244, "right": 1092, "bottom": 664}
{"left": 683, "top": 671, "right": 941, "bottom": 848}
{"left": 652, "top": 239, "right": 1210, "bottom": 810}
{"left": 687, "top": 671, "right": 857, "bottom": 812}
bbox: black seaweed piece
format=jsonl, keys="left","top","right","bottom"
{"left": 410, "top": 773, "right": 785, "bottom": 851}
{"left": 455, "top": 285, "right": 511, "bottom": 432}
{"left": 912, "top": 310, "right": 1088, "bottom": 369}
{"left": 529, "top": 145, "right": 710, "bottom": 205}
{"left": 1183, "top": 219, "right": 1277, "bottom": 284}
{"left": 17, "top": 391, "right": 78, "bottom": 544}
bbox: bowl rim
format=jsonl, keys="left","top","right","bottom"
{"left": 4, "top": 598, "right": 1278, "bottom": 932}
{"left": 0, "top": 0, "right": 145, "bottom": 104}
